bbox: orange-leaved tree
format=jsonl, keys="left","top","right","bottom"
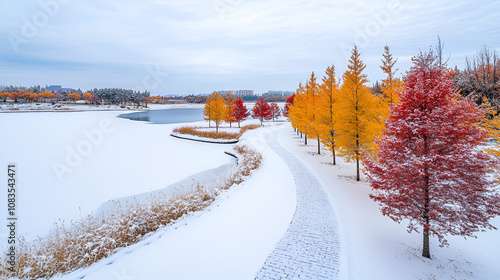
{"left": 289, "top": 83, "right": 307, "bottom": 141}
{"left": 203, "top": 92, "right": 227, "bottom": 132}
{"left": 0, "top": 91, "right": 12, "bottom": 102}
{"left": 318, "top": 64, "right": 340, "bottom": 164}
{"left": 225, "top": 93, "right": 236, "bottom": 127}
{"left": 203, "top": 93, "right": 214, "bottom": 127}
{"left": 25, "top": 93, "right": 38, "bottom": 101}
{"left": 83, "top": 92, "right": 93, "bottom": 103}
{"left": 38, "top": 91, "right": 55, "bottom": 102}
{"left": 67, "top": 93, "right": 81, "bottom": 101}
{"left": 337, "top": 45, "right": 384, "bottom": 181}
{"left": 10, "top": 91, "right": 23, "bottom": 102}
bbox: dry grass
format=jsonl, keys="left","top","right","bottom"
{"left": 173, "top": 124, "right": 260, "bottom": 140}
{"left": 0, "top": 145, "right": 262, "bottom": 280}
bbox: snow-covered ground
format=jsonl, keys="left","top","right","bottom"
{"left": 1, "top": 108, "right": 499, "bottom": 279}
{"left": 52, "top": 123, "right": 296, "bottom": 280}
{"left": 0, "top": 111, "right": 236, "bottom": 242}
{"left": 0, "top": 109, "right": 297, "bottom": 279}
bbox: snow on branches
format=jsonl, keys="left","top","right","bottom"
{"left": 363, "top": 51, "right": 500, "bottom": 258}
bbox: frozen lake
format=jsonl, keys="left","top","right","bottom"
{"left": 118, "top": 108, "right": 204, "bottom": 124}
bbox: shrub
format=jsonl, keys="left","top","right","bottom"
{"left": 172, "top": 124, "right": 260, "bottom": 140}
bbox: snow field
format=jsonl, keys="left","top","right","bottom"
{"left": 0, "top": 110, "right": 297, "bottom": 279}
{"left": 54, "top": 123, "right": 297, "bottom": 280}
{"left": 0, "top": 111, "right": 233, "bottom": 243}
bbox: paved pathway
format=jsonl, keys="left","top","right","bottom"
{"left": 254, "top": 132, "right": 340, "bottom": 280}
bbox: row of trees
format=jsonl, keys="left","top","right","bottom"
{"left": 288, "top": 45, "right": 500, "bottom": 259}
{"left": 451, "top": 47, "right": 500, "bottom": 106}
{"left": 289, "top": 45, "right": 403, "bottom": 180}
{"left": 203, "top": 92, "right": 282, "bottom": 132}
{"left": 0, "top": 86, "right": 151, "bottom": 106}
{"left": 0, "top": 90, "right": 84, "bottom": 103}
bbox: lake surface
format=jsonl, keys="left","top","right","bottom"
{"left": 118, "top": 108, "right": 204, "bottom": 124}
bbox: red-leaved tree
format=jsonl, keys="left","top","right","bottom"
{"left": 284, "top": 94, "right": 295, "bottom": 117}
{"left": 233, "top": 97, "right": 249, "bottom": 127}
{"left": 252, "top": 97, "right": 272, "bottom": 126}
{"left": 363, "top": 51, "right": 500, "bottom": 259}
{"left": 269, "top": 102, "right": 281, "bottom": 121}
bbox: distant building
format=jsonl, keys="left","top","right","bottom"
{"left": 217, "top": 90, "right": 233, "bottom": 96}
{"left": 217, "top": 90, "right": 254, "bottom": 97}
{"left": 234, "top": 90, "right": 254, "bottom": 97}
{"left": 45, "top": 85, "right": 62, "bottom": 92}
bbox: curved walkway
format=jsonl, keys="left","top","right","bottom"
{"left": 255, "top": 132, "right": 340, "bottom": 280}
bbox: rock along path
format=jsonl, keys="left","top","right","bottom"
{"left": 255, "top": 132, "right": 340, "bottom": 280}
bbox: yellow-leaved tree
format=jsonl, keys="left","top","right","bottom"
{"left": 304, "top": 72, "right": 321, "bottom": 152}
{"left": 318, "top": 65, "right": 340, "bottom": 164}
{"left": 203, "top": 93, "right": 214, "bottom": 127}
{"left": 380, "top": 45, "right": 404, "bottom": 117}
{"left": 203, "top": 92, "right": 227, "bottom": 132}
{"left": 224, "top": 93, "right": 236, "bottom": 127}
{"left": 289, "top": 83, "right": 308, "bottom": 143}
{"left": 337, "top": 46, "right": 383, "bottom": 181}
{"left": 482, "top": 97, "right": 500, "bottom": 158}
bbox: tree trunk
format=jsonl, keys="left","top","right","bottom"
{"left": 332, "top": 143, "right": 336, "bottom": 165}
{"left": 356, "top": 155, "right": 360, "bottom": 181}
{"left": 300, "top": 131, "right": 302, "bottom": 138}
{"left": 216, "top": 123, "right": 219, "bottom": 133}
{"left": 305, "top": 134, "right": 307, "bottom": 145}
{"left": 356, "top": 138, "right": 360, "bottom": 181}
{"left": 422, "top": 228, "right": 430, "bottom": 258}
{"left": 422, "top": 134, "right": 431, "bottom": 259}
{"left": 331, "top": 130, "right": 336, "bottom": 165}
{"left": 238, "top": 121, "right": 240, "bottom": 128}
{"left": 317, "top": 137, "right": 321, "bottom": 154}
{"left": 422, "top": 173, "right": 431, "bottom": 258}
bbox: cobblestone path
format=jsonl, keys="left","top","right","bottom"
{"left": 255, "top": 133, "right": 341, "bottom": 280}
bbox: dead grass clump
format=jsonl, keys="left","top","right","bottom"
{"left": 173, "top": 124, "right": 260, "bottom": 140}
{"left": 1, "top": 145, "right": 261, "bottom": 279}
{"left": 239, "top": 124, "right": 260, "bottom": 135}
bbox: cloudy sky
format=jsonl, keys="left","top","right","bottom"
{"left": 1, "top": 0, "right": 499, "bottom": 95}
